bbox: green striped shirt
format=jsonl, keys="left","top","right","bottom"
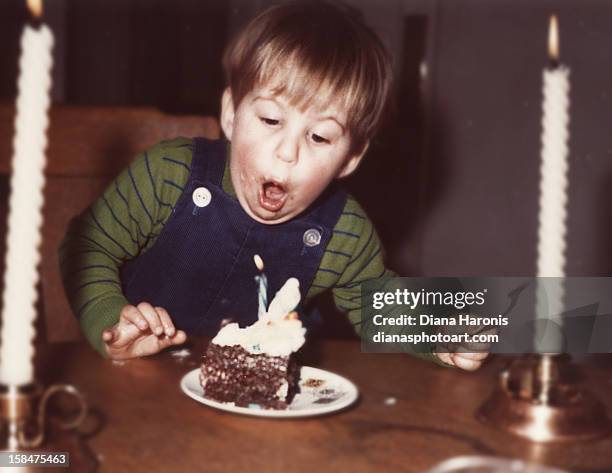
{"left": 60, "top": 137, "right": 434, "bottom": 363}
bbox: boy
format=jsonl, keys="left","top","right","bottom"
{"left": 60, "top": 1, "right": 487, "bottom": 371}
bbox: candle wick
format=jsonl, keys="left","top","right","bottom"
{"left": 29, "top": 17, "right": 43, "bottom": 30}
{"left": 548, "top": 58, "right": 560, "bottom": 70}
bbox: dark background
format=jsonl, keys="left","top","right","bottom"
{"left": 1, "top": 0, "right": 612, "bottom": 336}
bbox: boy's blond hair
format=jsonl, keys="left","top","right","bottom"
{"left": 223, "top": 0, "right": 392, "bottom": 153}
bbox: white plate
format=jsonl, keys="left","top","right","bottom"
{"left": 180, "top": 366, "right": 359, "bottom": 418}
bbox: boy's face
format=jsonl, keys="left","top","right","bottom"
{"left": 221, "top": 86, "right": 367, "bottom": 225}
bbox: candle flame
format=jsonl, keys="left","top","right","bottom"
{"left": 254, "top": 254, "right": 264, "bottom": 272}
{"left": 27, "top": 0, "right": 43, "bottom": 18}
{"left": 548, "top": 15, "right": 559, "bottom": 61}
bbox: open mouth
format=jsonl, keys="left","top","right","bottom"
{"left": 259, "top": 181, "right": 288, "bottom": 212}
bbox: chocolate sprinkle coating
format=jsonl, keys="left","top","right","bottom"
{"left": 200, "top": 344, "right": 300, "bottom": 410}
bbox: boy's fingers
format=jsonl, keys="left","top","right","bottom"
{"left": 137, "top": 302, "right": 164, "bottom": 336}
{"left": 103, "top": 324, "right": 139, "bottom": 347}
{"left": 156, "top": 330, "right": 187, "bottom": 351}
{"left": 102, "top": 327, "right": 117, "bottom": 344}
{"left": 109, "top": 323, "right": 144, "bottom": 349}
{"left": 434, "top": 352, "right": 453, "bottom": 366}
{"left": 155, "top": 306, "right": 176, "bottom": 337}
{"left": 455, "top": 351, "right": 489, "bottom": 361}
{"left": 106, "top": 303, "right": 183, "bottom": 356}
{"left": 171, "top": 330, "right": 187, "bottom": 345}
{"left": 450, "top": 354, "right": 482, "bottom": 371}
{"left": 121, "top": 305, "right": 149, "bottom": 331}
{"left": 469, "top": 352, "right": 489, "bottom": 361}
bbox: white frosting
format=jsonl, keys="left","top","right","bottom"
{"left": 267, "top": 278, "right": 301, "bottom": 320}
{"left": 212, "top": 317, "right": 305, "bottom": 357}
{"left": 212, "top": 277, "right": 306, "bottom": 356}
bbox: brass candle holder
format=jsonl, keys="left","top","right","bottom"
{"left": 0, "top": 381, "right": 91, "bottom": 469}
{"left": 477, "top": 354, "right": 611, "bottom": 442}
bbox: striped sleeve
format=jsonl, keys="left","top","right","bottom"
{"left": 59, "top": 137, "right": 193, "bottom": 356}
{"left": 307, "top": 197, "right": 393, "bottom": 327}
{"left": 307, "top": 197, "right": 440, "bottom": 365}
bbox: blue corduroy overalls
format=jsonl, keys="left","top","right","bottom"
{"left": 120, "top": 138, "right": 347, "bottom": 335}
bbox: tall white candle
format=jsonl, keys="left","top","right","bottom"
{"left": 0, "top": 1, "right": 53, "bottom": 386}
{"left": 535, "top": 16, "right": 569, "bottom": 351}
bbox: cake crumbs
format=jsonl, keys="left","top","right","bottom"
{"left": 384, "top": 397, "right": 397, "bottom": 406}
{"left": 303, "top": 378, "right": 325, "bottom": 388}
{"left": 170, "top": 348, "right": 191, "bottom": 359}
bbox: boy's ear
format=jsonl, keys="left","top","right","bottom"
{"left": 220, "top": 88, "right": 235, "bottom": 140}
{"left": 337, "top": 141, "right": 369, "bottom": 179}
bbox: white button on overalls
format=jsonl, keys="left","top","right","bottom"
{"left": 192, "top": 187, "right": 212, "bottom": 208}
{"left": 303, "top": 228, "right": 322, "bottom": 247}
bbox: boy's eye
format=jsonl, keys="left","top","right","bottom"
{"left": 311, "top": 133, "right": 330, "bottom": 144}
{"left": 260, "top": 117, "right": 280, "bottom": 126}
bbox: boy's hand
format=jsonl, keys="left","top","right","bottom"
{"left": 102, "top": 303, "right": 187, "bottom": 360}
{"left": 434, "top": 312, "right": 495, "bottom": 370}
{"left": 434, "top": 351, "right": 489, "bottom": 371}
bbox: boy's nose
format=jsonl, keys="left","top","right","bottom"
{"left": 275, "top": 133, "right": 299, "bottom": 164}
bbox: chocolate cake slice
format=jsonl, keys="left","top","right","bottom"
{"left": 200, "top": 278, "right": 306, "bottom": 410}
{"left": 200, "top": 343, "right": 300, "bottom": 409}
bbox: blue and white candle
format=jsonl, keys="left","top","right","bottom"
{"left": 254, "top": 254, "right": 268, "bottom": 319}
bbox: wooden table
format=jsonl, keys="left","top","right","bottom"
{"left": 36, "top": 339, "right": 612, "bottom": 473}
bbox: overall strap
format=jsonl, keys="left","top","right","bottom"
{"left": 311, "top": 186, "right": 348, "bottom": 231}
{"left": 192, "top": 137, "right": 227, "bottom": 185}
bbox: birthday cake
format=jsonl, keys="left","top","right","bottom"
{"left": 199, "top": 277, "right": 306, "bottom": 410}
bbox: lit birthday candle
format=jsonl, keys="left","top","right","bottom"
{"left": 535, "top": 15, "right": 570, "bottom": 353}
{"left": 537, "top": 16, "right": 570, "bottom": 282}
{"left": 0, "top": 0, "right": 54, "bottom": 386}
{"left": 253, "top": 254, "right": 268, "bottom": 319}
